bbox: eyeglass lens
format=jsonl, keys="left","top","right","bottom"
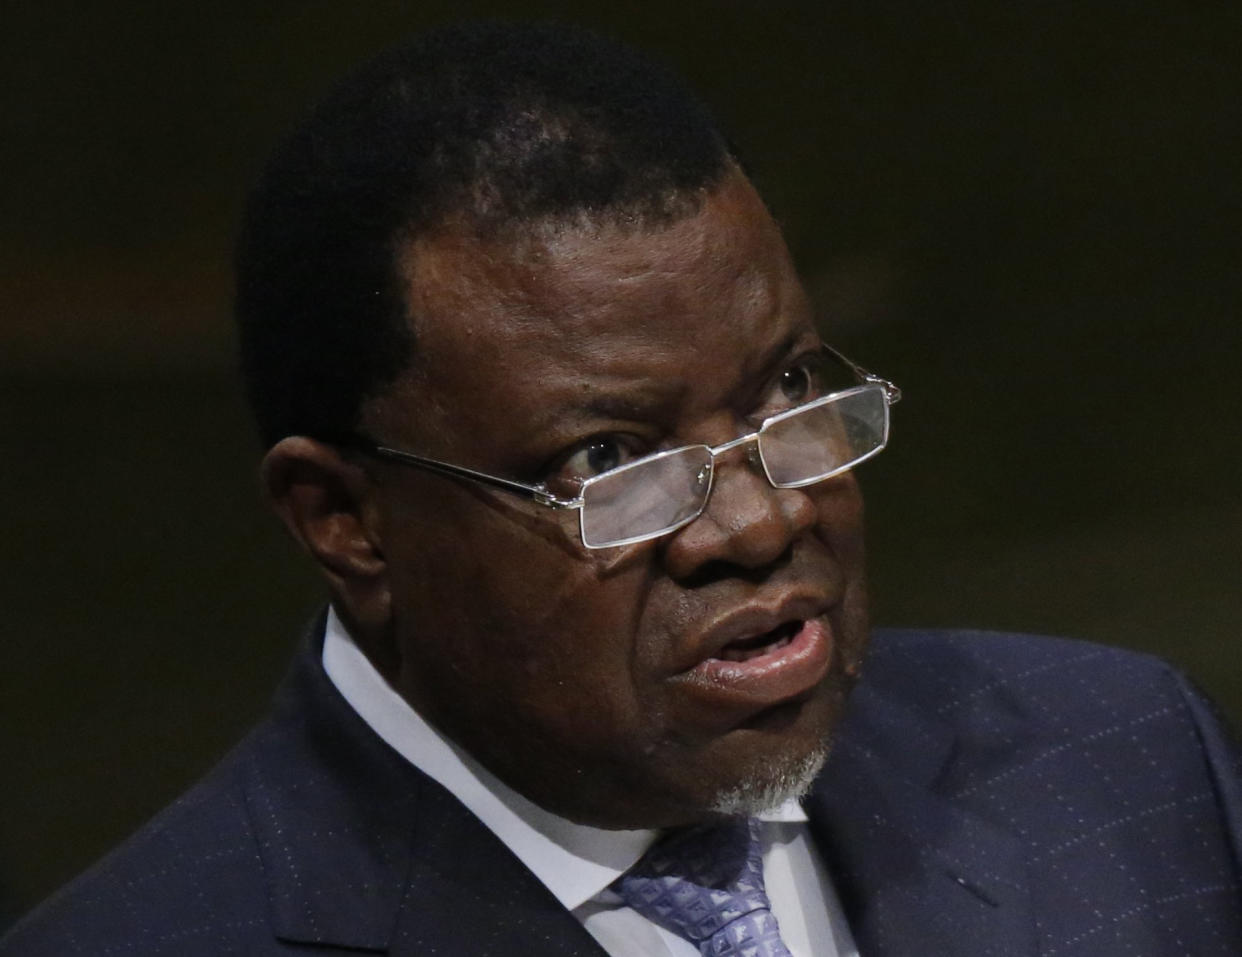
{"left": 577, "top": 384, "right": 890, "bottom": 548}
{"left": 761, "top": 385, "right": 889, "bottom": 487}
{"left": 579, "top": 446, "right": 713, "bottom": 548}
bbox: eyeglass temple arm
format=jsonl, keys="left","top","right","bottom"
{"left": 822, "top": 344, "right": 903, "bottom": 404}
{"left": 368, "top": 444, "right": 580, "bottom": 509}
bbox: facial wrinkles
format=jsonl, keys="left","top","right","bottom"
{"left": 539, "top": 195, "right": 785, "bottom": 348}
{"left": 372, "top": 171, "right": 870, "bottom": 826}
{"left": 402, "top": 199, "right": 802, "bottom": 455}
{"left": 441, "top": 475, "right": 659, "bottom": 668}
{"left": 448, "top": 561, "right": 671, "bottom": 805}
{"left": 480, "top": 532, "right": 690, "bottom": 777}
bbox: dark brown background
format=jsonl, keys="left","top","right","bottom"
{"left": 3, "top": 0, "right": 1240, "bottom": 926}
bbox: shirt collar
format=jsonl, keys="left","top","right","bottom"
{"left": 321, "top": 607, "right": 807, "bottom": 908}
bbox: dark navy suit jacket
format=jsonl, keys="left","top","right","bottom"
{"left": 4, "top": 627, "right": 1241, "bottom": 955}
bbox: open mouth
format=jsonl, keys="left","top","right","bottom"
{"left": 716, "top": 620, "right": 803, "bottom": 662}
{"left": 681, "top": 615, "right": 834, "bottom": 715}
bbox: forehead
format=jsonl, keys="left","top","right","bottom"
{"left": 384, "top": 173, "right": 815, "bottom": 446}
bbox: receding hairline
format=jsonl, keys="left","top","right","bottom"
{"left": 372, "top": 162, "right": 779, "bottom": 422}
{"left": 235, "top": 20, "right": 740, "bottom": 448}
{"left": 402, "top": 157, "right": 740, "bottom": 248}
{"left": 390, "top": 158, "right": 748, "bottom": 343}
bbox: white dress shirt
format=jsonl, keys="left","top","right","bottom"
{"left": 322, "top": 608, "right": 857, "bottom": 957}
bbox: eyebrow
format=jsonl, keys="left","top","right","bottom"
{"left": 546, "top": 385, "right": 685, "bottom": 437}
{"left": 532, "top": 324, "right": 821, "bottom": 436}
{"left": 731, "top": 327, "right": 825, "bottom": 407}
{"left": 752, "top": 329, "right": 819, "bottom": 381}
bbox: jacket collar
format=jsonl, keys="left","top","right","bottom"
{"left": 241, "top": 618, "right": 606, "bottom": 954}
{"left": 243, "top": 620, "right": 1037, "bottom": 954}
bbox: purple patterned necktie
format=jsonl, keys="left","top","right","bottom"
{"left": 611, "top": 817, "right": 795, "bottom": 957}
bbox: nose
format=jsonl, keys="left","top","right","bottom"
{"left": 661, "top": 444, "right": 817, "bottom": 581}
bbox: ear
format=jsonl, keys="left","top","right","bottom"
{"left": 261, "top": 437, "right": 390, "bottom": 629}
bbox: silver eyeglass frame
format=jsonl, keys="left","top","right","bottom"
{"left": 360, "top": 345, "right": 901, "bottom": 549}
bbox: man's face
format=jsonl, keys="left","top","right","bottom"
{"left": 363, "top": 170, "right": 870, "bottom": 828}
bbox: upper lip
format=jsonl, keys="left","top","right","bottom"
{"left": 684, "top": 590, "right": 836, "bottom": 668}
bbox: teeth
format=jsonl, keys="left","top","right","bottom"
{"left": 717, "top": 622, "right": 800, "bottom": 662}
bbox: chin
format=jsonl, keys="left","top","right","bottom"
{"left": 660, "top": 688, "right": 839, "bottom": 822}
{"left": 700, "top": 664, "right": 858, "bottom": 818}
{"left": 706, "top": 744, "right": 828, "bottom": 816}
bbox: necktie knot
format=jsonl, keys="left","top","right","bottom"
{"left": 612, "top": 818, "right": 794, "bottom": 957}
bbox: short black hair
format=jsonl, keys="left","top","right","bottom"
{"left": 235, "top": 20, "right": 733, "bottom": 448}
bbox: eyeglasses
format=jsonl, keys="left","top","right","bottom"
{"left": 360, "top": 346, "right": 900, "bottom": 549}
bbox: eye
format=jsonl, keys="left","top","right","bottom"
{"left": 777, "top": 364, "right": 814, "bottom": 405}
{"left": 546, "top": 434, "right": 646, "bottom": 494}
{"left": 755, "top": 353, "right": 831, "bottom": 417}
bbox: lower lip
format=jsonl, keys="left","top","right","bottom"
{"left": 681, "top": 618, "right": 833, "bottom": 712}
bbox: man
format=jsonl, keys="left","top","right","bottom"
{"left": 3, "top": 20, "right": 1240, "bottom": 957}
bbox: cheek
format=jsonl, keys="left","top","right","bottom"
{"left": 812, "top": 476, "right": 870, "bottom": 669}
{"left": 811, "top": 475, "right": 866, "bottom": 562}
{"left": 385, "top": 493, "right": 658, "bottom": 715}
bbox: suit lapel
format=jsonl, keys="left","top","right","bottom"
{"left": 243, "top": 623, "right": 608, "bottom": 955}
{"left": 807, "top": 676, "right": 1037, "bottom": 956}
{"left": 243, "top": 621, "right": 1040, "bottom": 955}
{"left": 390, "top": 781, "right": 610, "bottom": 956}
